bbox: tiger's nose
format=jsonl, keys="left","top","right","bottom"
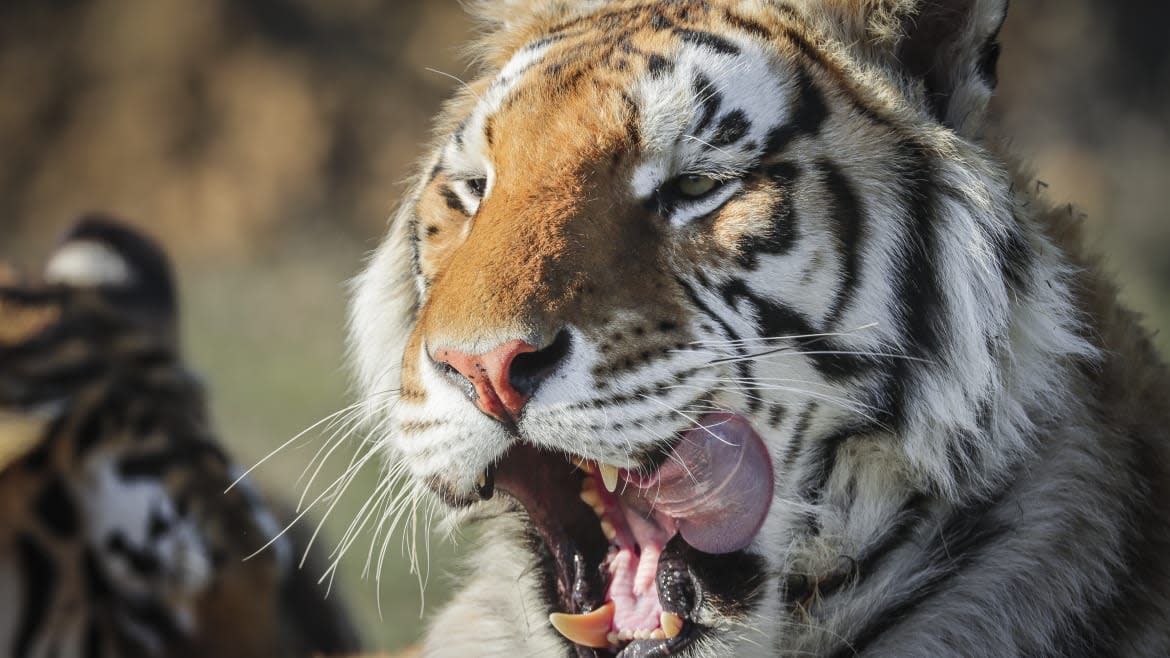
{"left": 432, "top": 330, "right": 571, "bottom": 426}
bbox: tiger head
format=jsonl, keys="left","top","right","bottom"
{"left": 350, "top": 1, "right": 1092, "bottom": 655}
{"left": 0, "top": 216, "right": 187, "bottom": 464}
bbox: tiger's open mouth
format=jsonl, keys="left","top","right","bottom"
{"left": 483, "top": 413, "right": 774, "bottom": 657}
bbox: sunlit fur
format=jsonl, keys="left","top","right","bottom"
{"left": 349, "top": 1, "right": 1170, "bottom": 656}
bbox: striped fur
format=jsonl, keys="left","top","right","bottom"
{"left": 0, "top": 217, "right": 357, "bottom": 658}
{"left": 349, "top": 1, "right": 1170, "bottom": 656}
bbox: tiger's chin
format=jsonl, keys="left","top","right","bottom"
{"left": 437, "top": 413, "right": 774, "bottom": 657}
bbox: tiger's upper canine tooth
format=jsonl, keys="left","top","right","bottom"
{"left": 475, "top": 468, "right": 494, "bottom": 500}
{"left": 660, "top": 612, "right": 684, "bottom": 639}
{"left": 598, "top": 463, "right": 620, "bottom": 492}
{"left": 548, "top": 602, "right": 615, "bottom": 649}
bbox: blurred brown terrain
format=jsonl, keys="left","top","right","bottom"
{"left": 1, "top": 0, "right": 1167, "bottom": 652}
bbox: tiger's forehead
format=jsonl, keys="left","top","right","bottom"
{"left": 447, "top": 4, "right": 801, "bottom": 189}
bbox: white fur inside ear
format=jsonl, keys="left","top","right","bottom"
{"left": 45, "top": 241, "right": 133, "bottom": 287}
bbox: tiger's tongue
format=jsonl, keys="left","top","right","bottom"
{"left": 548, "top": 415, "right": 774, "bottom": 649}
{"left": 628, "top": 413, "right": 774, "bottom": 554}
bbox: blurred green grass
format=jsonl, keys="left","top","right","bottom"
{"left": 180, "top": 230, "right": 461, "bottom": 652}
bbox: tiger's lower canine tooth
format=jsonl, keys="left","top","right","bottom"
{"left": 600, "top": 518, "right": 617, "bottom": 541}
{"left": 598, "top": 463, "right": 620, "bottom": 492}
{"left": 660, "top": 612, "right": 683, "bottom": 639}
{"left": 548, "top": 602, "right": 615, "bottom": 649}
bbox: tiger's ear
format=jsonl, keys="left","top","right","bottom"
{"left": 826, "top": 0, "right": 1008, "bottom": 137}
{"left": 45, "top": 214, "right": 178, "bottom": 326}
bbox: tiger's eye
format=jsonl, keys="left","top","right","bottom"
{"left": 466, "top": 178, "right": 488, "bottom": 198}
{"left": 677, "top": 175, "right": 718, "bottom": 198}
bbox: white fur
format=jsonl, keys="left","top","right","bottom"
{"left": 44, "top": 241, "right": 132, "bottom": 287}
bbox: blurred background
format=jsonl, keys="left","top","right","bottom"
{"left": 1, "top": 0, "right": 1166, "bottom": 652}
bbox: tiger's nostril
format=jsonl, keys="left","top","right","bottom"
{"left": 432, "top": 358, "right": 475, "bottom": 400}
{"left": 509, "top": 330, "right": 572, "bottom": 399}
{"left": 431, "top": 330, "right": 571, "bottom": 426}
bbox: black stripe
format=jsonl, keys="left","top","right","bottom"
{"left": 120, "top": 598, "right": 185, "bottom": 646}
{"left": 572, "top": 370, "right": 702, "bottom": 410}
{"left": 34, "top": 477, "right": 79, "bottom": 539}
{"left": 834, "top": 494, "right": 1012, "bottom": 657}
{"left": 720, "top": 277, "right": 813, "bottom": 338}
{"left": 674, "top": 28, "right": 741, "bottom": 56}
{"left": 107, "top": 532, "right": 162, "bottom": 577}
{"left": 779, "top": 29, "right": 893, "bottom": 129}
{"left": 3, "top": 353, "right": 109, "bottom": 410}
{"left": 719, "top": 278, "right": 875, "bottom": 382}
{"left": 795, "top": 424, "right": 874, "bottom": 512}
{"left": 483, "top": 117, "right": 495, "bottom": 148}
{"left": 738, "top": 161, "right": 800, "bottom": 268}
{"left": 675, "top": 276, "right": 761, "bottom": 414}
{"left": 722, "top": 9, "right": 773, "bottom": 39}
{"left": 83, "top": 547, "right": 111, "bottom": 597}
{"left": 15, "top": 534, "right": 57, "bottom": 658}
{"left": 851, "top": 493, "right": 930, "bottom": 583}
{"left": 692, "top": 73, "right": 722, "bottom": 135}
{"left": 768, "top": 403, "right": 787, "bottom": 428}
{"left": 778, "top": 402, "right": 818, "bottom": 479}
{"left": 117, "top": 439, "right": 226, "bottom": 479}
{"left": 762, "top": 2, "right": 805, "bottom": 24}
{"left": 84, "top": 620, "right": 105, "bottom": 658}
{"left": 619, "top": 91, "right": 641, "bottom": 148}
{"left": 709, "top": 109, "right": 750, "bottom": 147}
{"left": 648, "top": 8, "right": 673, "bottom": 31}
{"left": 993, "top": 213, "right": 1032, "bottom": 292}
{"left": 439, "top": 185, "right": 467, "bottom": 215}
{"left": 887, "top": 141, "right": 946, "bottom": 429}
{"left": 75, "top": 405, "right": 108, "bottom": 455}
{"left": 819, "top": 160, "right": 866, "bottom": 327}
{"left": 763, "top": 69, "right": 829, "bottom": 157}
{"left": 523, "top": 33, "right": 567, "bottom": 53}
{"left": 646, "top": 53, "right": 673, "bottom": 77}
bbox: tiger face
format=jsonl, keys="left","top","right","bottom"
{"left": 350, "top": 1, "right": 1095, "bottom": 656}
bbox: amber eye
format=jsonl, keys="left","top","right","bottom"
{"left": 676, "top": 174, "right": 719, "bottom": 198}
{"left": 465, "top": 177, "right": 488, "bottom": 198}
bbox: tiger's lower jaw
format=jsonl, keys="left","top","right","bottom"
{"left": 478, "top": 413, "right": 774, "bottom": 658}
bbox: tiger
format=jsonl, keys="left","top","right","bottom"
{"left": 0, "top": 216, "right": 359, "bottom": 657}
{"left": 347, "top": 0, "right": 1170, "bottom": 656}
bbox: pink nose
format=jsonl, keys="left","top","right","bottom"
{"left": 433, "top": 339, "right": 538, "bottom": 425}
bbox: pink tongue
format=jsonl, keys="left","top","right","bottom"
{"left": 627, "top": 413, "right": 774, "bottom": 554}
